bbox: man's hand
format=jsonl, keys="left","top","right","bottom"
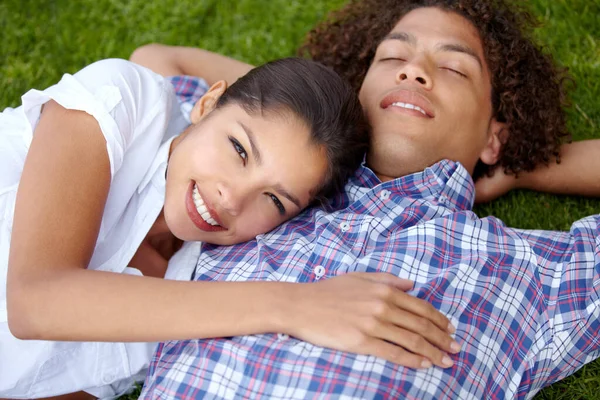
{"left": 474, "top": 167, "right": 519, "bottom": 203}
{"left": 284, "top": 273, "right": 460, "bottom": 369}
{"left": 475, "top": 139, "right": 600, "bottom": 203}
{"left": 130, "top": 43, "right": 253, "bottom": 85}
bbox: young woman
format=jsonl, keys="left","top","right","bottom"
{"left": 0, "top": 57, "right": 431, "bottom": 399}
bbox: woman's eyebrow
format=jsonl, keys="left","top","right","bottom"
{"left": 238, "top": 121, "right": 262, "bottom": 165}
{"left": 273, "top": 184, "right": 301, "bottom": 209}
{"left": 237, "top": 120, "right": 301, "bottom": 209}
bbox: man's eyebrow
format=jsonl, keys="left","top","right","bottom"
{"left": 238, "top": 121, "right": 262, "bottom": 166}
{"left": 273, "top": 183, "right": 301, "bottom": 210}
{"left": 436, "top": 43, "right": 483, "bottom": 71}
{"left": 381, "top": 31, "right": 483, "bottom": 71}
{"left": 382, "top": 31, "right": 416, "bottom": 46}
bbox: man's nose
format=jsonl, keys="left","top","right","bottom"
{"left": 396, "top": 59, "right": 433, "bottom": 90}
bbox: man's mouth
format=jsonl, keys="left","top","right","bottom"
{"left": 380, "top": 90, "right": 435, "bottom": 118}
{"left": 389, "top": 102, "right": 428, "bottom": 116}
{"left": 185, "top": 182, "right": 226, "bottom": 232}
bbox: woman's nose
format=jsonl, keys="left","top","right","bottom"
{"left": 216, "top": 181, "right": 246, "bottom": 216}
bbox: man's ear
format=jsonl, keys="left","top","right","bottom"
{"left": 479, "top": 118, "right": 507, "bottom": 166}
{"left": 190, "top": 80, "right": 228, "bottom": 124}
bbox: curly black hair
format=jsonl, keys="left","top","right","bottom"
{"left": 299, "top": 0, "right": 571, "bottom": 178}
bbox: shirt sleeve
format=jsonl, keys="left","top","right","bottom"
{"left": 19, "top": 58, "right": 173, "bottom": 178}
{"left": 513, "top": 215, "right": 600, "bottom": 392}
{"left": 515, "top": 215, "right": 599, "bottom": 275}
{"left": 516, "top": 215, "right": 600, "bottom": 323}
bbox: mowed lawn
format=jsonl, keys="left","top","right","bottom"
{"left": 1, "top": 0, "right": 599, "bottom": 398}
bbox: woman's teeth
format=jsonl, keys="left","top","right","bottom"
{"left": 192, "top": 185, "right": 220, "bottom": 226}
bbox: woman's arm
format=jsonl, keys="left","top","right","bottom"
{"left": 7, "top": 100, "right": 297, "bottom": 344}
{"left": 475, "top": 139, "right": 600, "bottom": 203}
{"left": 129, "top": 43, "right": 253, "bottom": 85}
{"left": 7, "top": 101, "right": 457, "bottom": 369}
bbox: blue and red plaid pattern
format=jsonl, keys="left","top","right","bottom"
{"left": 167, "top": 75, "right": 209, "bottom": 121}
{"left": 142, "top": 79, "right": 600, "bottom": 400}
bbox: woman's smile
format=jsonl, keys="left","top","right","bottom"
{"left": 166, "top": 104, "right": 327, "bottom": 245}
{"left": 185, "top": 181, "right": 226, "bottom": 232}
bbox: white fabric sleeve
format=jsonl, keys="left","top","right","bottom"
{"left": 19, "top": 58, "right": 173, "bottom": 178}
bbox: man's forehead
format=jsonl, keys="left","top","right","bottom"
{"left": 382, "top": 7, "right": 484, "bottom": 55}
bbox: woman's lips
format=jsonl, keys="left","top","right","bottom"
{"left": 185, "top": 182, "right": 226, "bottom": 233}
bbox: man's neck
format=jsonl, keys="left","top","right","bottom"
{"left": 366, "top": 151, "right": 429, "bottom": 182}
{"left": 366, "top": 150, "right": 476, "bottom": 182}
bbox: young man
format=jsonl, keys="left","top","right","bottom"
{"left": 133, "top": 0, "right": 600, "bottom": 398}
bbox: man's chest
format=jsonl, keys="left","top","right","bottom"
{"left": 193, "top": 207, "right": 531, "bottom": 288}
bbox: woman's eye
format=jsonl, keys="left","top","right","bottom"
{"left": 229, "top": 136, "right": 248, "bottom": 165}
{"left": 268, "top": 193, "right": 286, "bottom": 216}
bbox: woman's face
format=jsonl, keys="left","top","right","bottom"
{"left": 164, "top": 95, "right": 327, "bottom": 245}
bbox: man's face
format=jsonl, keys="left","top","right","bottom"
{"left": 359, "top": 7, "right": 503, "bottom": 180}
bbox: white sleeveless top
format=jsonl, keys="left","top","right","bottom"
{"left": 0, "top": 59, "right": 188, "bottom": 398}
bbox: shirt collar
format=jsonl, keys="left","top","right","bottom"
{"left": 351, "top": 159, "right": 475, "bottom": 212}
{"left": 138, "top": 135, "right": 177, "bottom": 193}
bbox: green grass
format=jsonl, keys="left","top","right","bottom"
{"left": 1, "top": 0, "right": 599, "bottom": 398}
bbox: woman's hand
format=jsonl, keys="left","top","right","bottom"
{"left": 283, "top": 273, "right": 460, "bottom": 369}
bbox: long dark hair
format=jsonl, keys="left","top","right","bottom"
{"left": 216, "top": 57, "right": 369, "bottom": 203}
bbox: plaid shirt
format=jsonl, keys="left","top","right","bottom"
{"left": 142, "top": 76, "right": 600, "bottom": 399}
{"left": 166, "top": 75, "right": 210, "bottom": 123}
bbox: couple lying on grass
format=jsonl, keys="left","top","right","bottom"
{"left": 1, "top": 0, "right": 600, "bottom": 399}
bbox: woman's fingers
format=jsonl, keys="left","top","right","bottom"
{"left": 292, "top": 273, "right": 461, "bottom": 368}
{"left": 391, "top": 308, "right": 460, "bottom": 354}
{"left": 370, "top": 321, "right": 455, "bottom": 368}
{"left": 353, "top": 275, "right": 461, "bottom": 364}
{"left": 349, "top": 272, "right": 415, "bottom": 291}
{"left": 358, "top": 337, "right": 431, "bottom": 369}
{"left": 353, "top": 273, "right": 455, "bottom": 334}
{"left": 391, "top": 289, "right": 457, "bottom": 336}
{"left": 356, "top": 289, "right": 459, "bottom": 366}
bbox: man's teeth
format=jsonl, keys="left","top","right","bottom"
{"left": 192, "top": 185, "right": 220, "bottom": 226}
{"left": 391, "top": 102, "right": 428, "bottom": 116}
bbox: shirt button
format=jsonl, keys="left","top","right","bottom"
{"left": 380, "top": 190, "right": 391, "bottom": 200}
{"left": 277, "top": 333, "right": 290, "bottom": 341}
{"left": 314, "top": 265, "right": 325, "bottom": 279}
{"left": 340, "top": 222, "right": 350, "bottom": 232}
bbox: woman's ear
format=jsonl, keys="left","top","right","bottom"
{"left": 479, "top": 118, "right": 507, "bottom": 166}
{"left": 190, "top": 80, "right": 228, "bottom": 124}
